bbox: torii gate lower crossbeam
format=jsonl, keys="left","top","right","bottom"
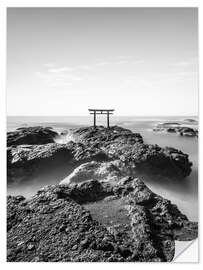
{"left": 88, "top": 109, "right": 114, "bottom": 128}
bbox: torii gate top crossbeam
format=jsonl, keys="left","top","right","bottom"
{"left": 88, "top": 109, "right": 114, "bottom": 113}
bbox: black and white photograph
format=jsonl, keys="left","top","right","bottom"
{"left": 3, "top": 4, "right": 200, "bottom": 263}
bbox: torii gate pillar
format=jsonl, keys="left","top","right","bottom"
{"left": 107, "top": 111, "right": 110, "bottom": 128}
{"left": 94, "top": 110, "right": 96, "bottom": 128}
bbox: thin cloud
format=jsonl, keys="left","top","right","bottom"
{"left": 37, "top": 57, "right": 145, "bottom": 88}
{"left": 48, "top": 67, "right": 74, "bottom": 73}
{"left": 115, "top": 60, "right": 129, "bottom": 64}
{"left": 36, "top": 68, "right": 82, "bottom": 88}
{"left": 171, "top": 61, "right": 191, "bottom": 68}
{"left": 77, "top": 65, "right": 92, "bottom": 70}
{"left": 43, "top": 63, "right": 56, "bottom": 68}
{"left": 94, "top": 61, "right": 111, "bottom": 67}
{"left": 124, "top": 78, "right": 154, "bottom": 89}
{"left": 123, "top": 70, "right": 197, "bottom": 90}
{"left": 132, "top": 60, "right": 145, "bottom": 64}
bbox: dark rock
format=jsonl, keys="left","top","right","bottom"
{"left": 153, "top": 123, "right": 198, "bottom": 137}
{"left": 178, "top": 127, "right": 198, "bottom": 137}
{"left": 184, "top": 119, "right": 198, "bottom": 123}
{"left": 71, "top": 125, "right": 144, "bottom": 145}
{"left": 7, "top": 185, "right": 125, "bottom": 262}
{"left": 158, "top": 122, "right": 181, "bottom": 126}
{"left": 166, "top": 128, "right": 176, "bottom": 133}
{"left": 7, "top": 126, "right": 58, "bottom": 146}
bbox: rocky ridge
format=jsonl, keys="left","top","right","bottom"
{"left": 7, "top": 177, "right": 198, "bottom": 262}
{"left": 7, "top": 126, "right": 192, "bottom": 183}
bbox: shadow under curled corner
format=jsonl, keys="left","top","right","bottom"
{"left": 174, "top": 239, "right": 198, "bottom": 262}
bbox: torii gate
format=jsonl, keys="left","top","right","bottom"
{"left": 88, "top": 109, "right": 114, "bottom": 128}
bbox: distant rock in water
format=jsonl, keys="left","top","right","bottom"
{"left": 178, "top": 127, "right": 198, "bottom": 137}
{"left": 153, "top": 122, "right": 198, "bottom": 137}
{"left": 183, "top": 118, "right": 198, "bottom": 123}
{"left": 7, "top": 177, "right": 198, "bottom": 262}
{"left": 7, "top": 125, "right": 192, "bottom": 183}
{"left": 7, "top": 126, "right": 58, "bottom": 146}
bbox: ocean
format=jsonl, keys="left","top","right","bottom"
{"left": 7, "top": 115, "right": 198, "bottom": 222}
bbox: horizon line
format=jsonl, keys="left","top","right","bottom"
{"left": 7, "top": 114, "right": 198, "bottom": 117}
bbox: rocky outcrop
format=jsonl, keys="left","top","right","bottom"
{"left": 7, "top": 177, "right": 198, "bottom": 262}
{"left": 7, "top": 126, "right": 193, "bottom": 183}
{"left": 69, "top": 126, "right": 192, "bottom": 178}
{"left": 184, "top": 119, "right": 198, "bottom": 123}
{"left": 153, "top": 123, "right": 198, "bottom": 137}
{"left": 70, "top": 125, "right": 144, "bottom": 145}
{"left": 7, "top": 143, "right": 74, "bottom": 183}
{"left": 7, "top": 141, "right": 109, "bottom": 183}
{"left": 178, "top": 127, "right": 198, "bottom": 137}
{"left": 7, "top": 126, "right": 58, "bottom": 146}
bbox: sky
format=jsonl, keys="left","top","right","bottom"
{"left": 7, "top": 8, "right": 198, "bottom": 116}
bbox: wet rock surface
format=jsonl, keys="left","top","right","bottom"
{"left": 7, "top": 177, "right": 198, "bottom": 262}
{"left": 7, "top": 126, "right": 193, "bottom": 183}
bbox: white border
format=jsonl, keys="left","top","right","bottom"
{"left": 0, "top": 0, "right": 201, "bottom": 8}
{"left": 0, "top": 1, "right": 202, "bottom": 269}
